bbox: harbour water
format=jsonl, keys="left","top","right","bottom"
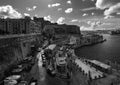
{"left": 75, "top": 34, "right": 120, "bottom": 64}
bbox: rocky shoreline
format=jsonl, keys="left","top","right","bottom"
{"left": 80, "top": 39, "right": 106, "bottom": 47}
{"left": 75, "top": 35, "right": 106, "bottom": 49}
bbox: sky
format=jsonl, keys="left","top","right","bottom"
{"left": 0, "top": 0, "right": 120, "bottom": 30}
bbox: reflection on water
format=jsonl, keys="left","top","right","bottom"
{"left": 75, "top": 34, "right": 120, "bottom": 64}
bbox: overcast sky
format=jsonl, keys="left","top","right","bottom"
{"left": 0, "top": 0, "right": 120, "bottom": 30}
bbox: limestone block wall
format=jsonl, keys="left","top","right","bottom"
{"left": 0, "top": 38, "right": 31, "bottom": 81}
{"left": 0, "top": 44, "right": 23, "bottom": 81}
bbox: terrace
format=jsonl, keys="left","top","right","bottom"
{"left": 75, "top": 58, "right": 104, "bottom": 79}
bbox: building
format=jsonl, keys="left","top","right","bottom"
{"left": 43, "top": 24, "right": 81, "bottom": 44}
{"left": 69, "top": 36, "right": 77, "bottom": 45}
{"left": 43, "top": 24, "right": 81, "bottom": 36}
{"left": 29, "top": 20, "right": 42, "bottom": 33}
{"left": 0, "top": 16, "right": 42, "bottom": 35}
{"left": 33, "top": 17, "right": 52, "bottom": 31}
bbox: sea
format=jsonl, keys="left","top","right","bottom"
{"left": 75, "top": 34, "right": 120, "bottom": 64}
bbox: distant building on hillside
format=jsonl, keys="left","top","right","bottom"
{"left": 29, "top": 20, "right": 42, "bottom": 33}
{"left": 33, "top": 17, "right": 52, "bottom": 31}
{"left": 0, "top": 16, "right": 42, "bottom": 35}
{"left": 0, "top": 16, "right": 31, "bottom": 34}
{"left": 43, "top": 24, "right": 81, "bottom": 36}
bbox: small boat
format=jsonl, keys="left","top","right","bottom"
{"left": 4, "top": 79, "right": 17, "bottom": 85}
{"left": 30, "top": 80, "right": 37, "bottom": 85}
{"left": 4, "top": 75, "right": 21, "bottom": 85}
{"left": 29, "top": 78, "right": 37, "bottom": 85}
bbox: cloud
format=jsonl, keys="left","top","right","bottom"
{"left": 91, "top": 12, "right": 95, "bottom": 15}
{"left": 57, "top": 8, "right": 62, "bottom": 11}
{"left": 44, "top": 15, "right": 52, "bottom": 21}
{"left": 67, "top": 0, "right": 72, "bottom": 4}
{"left": 84, "top": 20, "right": 102, "bottom": 30}
{"left": 80, "top": 26, "right": 94, "bottom": 31}
{"left": 95, "top": 0, "right": 114, "bottom": 9}
{"left": 98, "top": 19, "right": 120, "bottom": 29}
{"left": 117, "top": 12, "right": 120, "bottom": 15}
{"left": 104, "top": 15, "right": 114, "bottom": 19}
{"left": 88, "top": 21, "right": 102, "bottom": 26}
{"left": 65, "top": 8, "right": 73, "bottom": 13}
{"left": 24, "top": 13, "right": 30, "bottom": 16}
{"left": 96, "top": 21, "right": 102, "bottom": 25}
{"left": 0, "top": 5, "right": 22, "bottom": 19}
{"left": 48, "top": 3, "right": 61, "bottom": 8}
{"left": 33, "top": 6, "right": 37, "bottom": 9}
{"left": 26, "top": 6, "right": 37, "bottom": 11}
{"left": 80, "top": 18, "right": 120, "bottom": 30}
{"left": 71, "top": 19, "right": 78, "bottom": 22}
{"left": 95, "top": 0, "right": 120, "bottom": 18}
{"left": 44, "top": 15, "right": 55, "bottom": 23}
{"left": 87, "top": 21, "right": 91, "bottom": 24}
{"left": 82, "top": 0, "right": 86, "bottom": 2}
{"left": 57, "top": 17, "right": 65, "bottom": 24}
{"left": 91, "top": 0, "right": 95, "bottom": 2}
{"left": 81, "top": 7, "right": 97, "bottom": 11}
{"left": 82, "top": 13, "right": 88, "bottom": 16}
{"left": 34, "top": 14, "right": 38, "bottom": 17}
{"left": 48, "top": 4, "right": 51, "bottom": 8}
{"left": 80, "top": 20, "right": 102, "bottom": 30}
{"left": 70, "top": 19, "right": 79, "bottom": 22}
{"left": 88, "top": 22, "right": 97, "bottom": 28}
{"left": 104, "top": 3, "right": 120, "bottom": 16}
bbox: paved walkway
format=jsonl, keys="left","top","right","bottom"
{"left": 75, "top": 59, "right": 103, "bottom": 79}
